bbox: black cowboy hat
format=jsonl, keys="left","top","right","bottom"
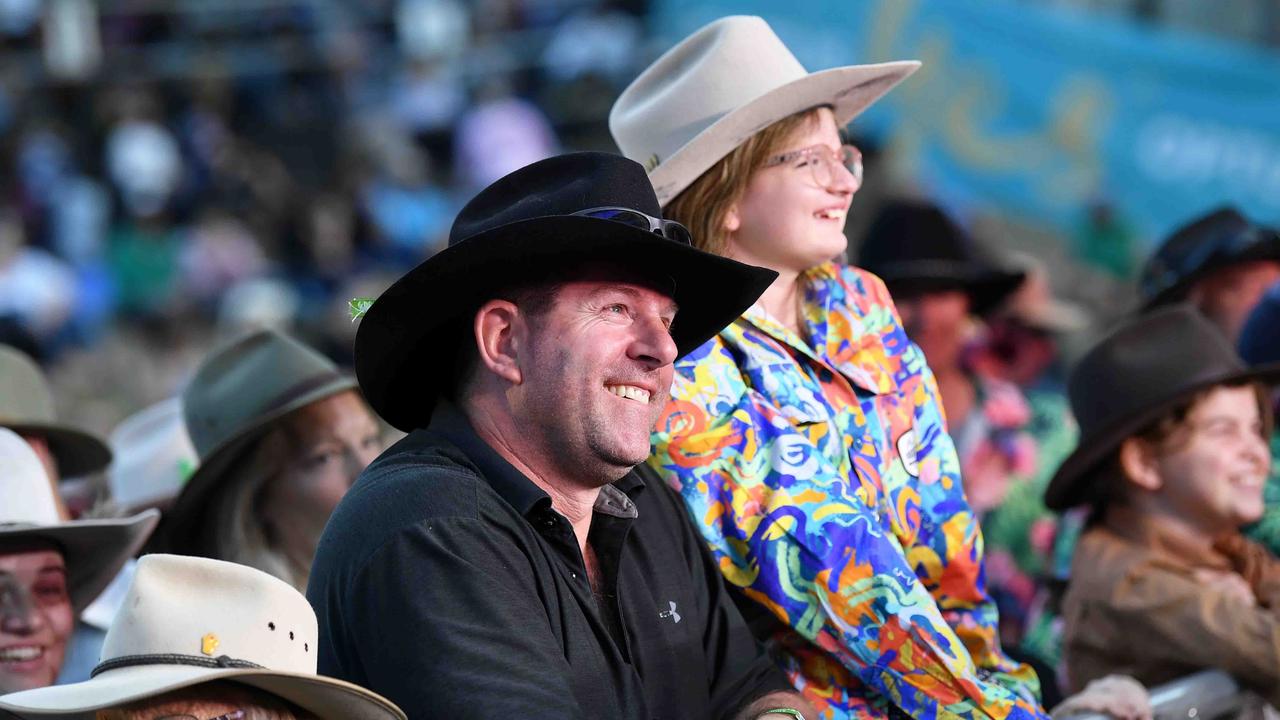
{"left": 856, "top": 199, "right": 1025, "bottom": 317}
{"left": 1044, "top": 304, "right": 1280, "bottom": 512}
{"left": 354, "top": 151, "right": 778, "bottom": 432}
{"left": 1139, "top": 206, "right": 1280, "bottom": 309}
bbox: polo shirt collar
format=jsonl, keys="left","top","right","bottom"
{"left": 428, "top": 401, "right": 645, "bottom": 519}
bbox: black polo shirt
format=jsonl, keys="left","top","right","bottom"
{"left": 307, "top": 402, "right": 791, "bottom": 720}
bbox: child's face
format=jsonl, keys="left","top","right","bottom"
{"left": 1149, "top": 385, "right": 1271, "bottom": 535}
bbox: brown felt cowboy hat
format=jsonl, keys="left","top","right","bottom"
{"left": 1044, "top": 304, "right": 1280, "bottom": 511}
{"left": 354, "top": 151, "right": 778, "bottom": 432}
{"left": 0, "top": 428, "right": 158, "bottom": 613}
{"left": 0, "top": 345, "right": 112, "bottom": 478}
{"left": 609, "top": 15, "right": 919, "bottom": 205}
{"left": 148, "top": 329, "right": 357, "bottom": 553}
{"left": 0, "top": 554, "right": 405, "bottom": 719}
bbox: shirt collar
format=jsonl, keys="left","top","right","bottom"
{"left": 428, "top": 401, "right": 645, "bottom": 520}
{"left": 736, "top": 262, "right": 896, "bottom": 396}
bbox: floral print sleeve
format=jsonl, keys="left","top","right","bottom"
{"left": 649, "top": 263, "right": 1045, "bottom": 720}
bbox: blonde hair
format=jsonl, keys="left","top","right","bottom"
{"left": 663, "top": 106, "right": 827, "bottom": 256}
{"left": 208, "top": 428, "right": 306, "bottom": 590}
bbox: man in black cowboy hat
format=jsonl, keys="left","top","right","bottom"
{"left": 1139, "top": 205, "right": 1280, "bottom": 342}
{"left": 307, "top": 152, "right": 814, "bottom": 720}
{"left": 1048, "top": 305, "right": 1280, "bottom": 702}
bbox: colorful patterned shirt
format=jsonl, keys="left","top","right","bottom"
{"left": 649, "top": 262, "right": 1047, "bottom": 720}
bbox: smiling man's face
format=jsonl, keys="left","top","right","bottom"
{"left": 511, "top": 271, "right": 679, "bottom": 488}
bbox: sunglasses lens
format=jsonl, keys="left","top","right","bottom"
{"left": 663, "top": 222, "right": 693, "bottom": 246}
{"left": 580, "top": 208, "right": 653, "bottom": 232}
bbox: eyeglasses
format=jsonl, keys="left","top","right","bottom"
{"left": 572, "top": 207, "right": 692, "bottom": 246}
{"left": 154, "top": 712, "right": 246, "bottom": 720}
{"left": 762, "top": 144, "right": 863, "bottom": 189}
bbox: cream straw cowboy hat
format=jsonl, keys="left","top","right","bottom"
{"left": 0, "top": 427, "right": 158, "bottom": 613}
{"left": 609, "top": 15, "right": 920, "bottom": 205}
{"left": 0, "top": 554, "right": 406, "bottom": 720}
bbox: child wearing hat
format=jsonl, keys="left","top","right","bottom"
{"left": 0, "top": 428, "right": 157, "bottom": 696}
{"left": 1048, "top": 305, "right": 1280, "bottom": 702}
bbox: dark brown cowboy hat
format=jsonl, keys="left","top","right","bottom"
{"left": 856, "top": 199, "right": 1026, "bottom": 317}
{"left": 354, "top": 151, "right": 778, "bottom": 432}
{"left": 148, "top": 329, "right": 358, "bottom": 554}
{"left": 0, "top": 344, "right": 112, "bottom": 478}
{"left": 1139, "top": 206, "right": 1280, "bottom": 310}
{"left": 1044, "top": 304, "right": 1280, "bottom": 511}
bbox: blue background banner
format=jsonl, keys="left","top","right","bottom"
{"left": 651, "top": 0, "right": 1280, "bottom": 245}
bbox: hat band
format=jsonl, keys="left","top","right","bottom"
{"left": 91, "top": 653, "right": 265, "bottom": 678}
{"left": 261, "top": 371, "right": 347, "bottom": 418}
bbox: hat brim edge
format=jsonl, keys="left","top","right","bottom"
{"left": 0, "top": 663, "right": 404, "bottom": 720}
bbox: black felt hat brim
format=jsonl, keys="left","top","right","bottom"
{"left": 355, "top": 215, "right": 777, "bottom": 432}
{"left": 875, "top": 260, "right": 1026, "bottom": 317}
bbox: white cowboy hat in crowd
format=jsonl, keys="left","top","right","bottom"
{"left": 106, "top": 397, "right": 197, "bottom": 513}
{"left": 0, "top": 427, "right": 158, "bottom": 613}
{"left": 609, "top": 15, "right": 920, "bottom": 205}
{"left": 0, "top": 554, "right": 406, "bottom": 720}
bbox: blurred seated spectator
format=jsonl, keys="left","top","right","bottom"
{"left": 145, "top": 329, "right": 382, "bottom": 592}
{"left": 1238, "top": 281, "right": 1280, "bottom": 558}
{"left": 0, "top": 207, "right": 77, "bottom": 351}
{"left": 1139, "top": 206, "right": 1280, "bottom": 343}
{"left": 179, "top": 205, "right": 270, "bottom": 313}
{"left": 0, "top": 554, "right": 405, "bottom": 719}
{"left": 453, "top": 76, "right": 559, "bottom": 192}
{"left": 1046, "top": 305, "right": 1280, "bottom": 702}
{"left": 0, "top": 427, "right": 158, "bottom": 696}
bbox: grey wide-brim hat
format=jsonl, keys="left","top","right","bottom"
{"left": 0, "top": 345, "right": 112, "bottom": 478}
{"left": 0, "top": 428, "right": 158, "bottom": 613}
{"left": 610, "top": 15, "right": 919, "bottom": 205}
{"left": 149, "top": 329, "right": 357, "bottom": 554}
{"left": 0, "top": 554, "right": 405, "bottom": 720}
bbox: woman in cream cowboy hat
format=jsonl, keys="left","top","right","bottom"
{"left": 611, "top": 16, "right": 1045, "bottom": 719}
{"left": 0, "top": 428, "right": 158, "bottom": 696}
{"left": 0, "top": 553, "right": 406, "bottom": 719}
{"left": 146, "top": 328, "right": 382, "bottom": 592}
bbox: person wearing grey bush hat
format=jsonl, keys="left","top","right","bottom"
{"left": 147, "top": 328, "right": 382, "bottom": 592}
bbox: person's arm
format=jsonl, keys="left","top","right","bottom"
{"left": 650, "top": 341, "right": 1048, "bottom": 720}
{"left": 866, "top": 270, "right": 1041, "bottom": 700}
{"left": 1091, "top": 557, "right": 1280, "bottom": 706}
{"left": 343, "top": 518, "right": 585, "bottom": 719}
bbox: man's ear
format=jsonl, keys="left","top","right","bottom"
{"left": 473, "top": 300, "right": 524, "bottom": 385}
{"left": 1119, "top": 437, "right": 1163, "bottom": 493}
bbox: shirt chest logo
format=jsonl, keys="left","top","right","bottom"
{"left": 658, "top": 601, "right": 681, "bottom": 624}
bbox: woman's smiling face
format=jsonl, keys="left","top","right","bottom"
{"left": 0, "top": 543, "right": 73, "bottom": 694}
{"left": 722, "top": 107, "right": 859, "bottom": 275}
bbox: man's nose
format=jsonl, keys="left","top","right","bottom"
{"left": 630, "top": 316, "right": 679, "bottom": 368}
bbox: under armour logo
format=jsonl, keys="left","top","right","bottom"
{"left": 658, "top": 601, "right": 681, "bottom": 624}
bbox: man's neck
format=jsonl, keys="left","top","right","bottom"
{"left": 462, "top": 398, "right": 599, "bottom": 552}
